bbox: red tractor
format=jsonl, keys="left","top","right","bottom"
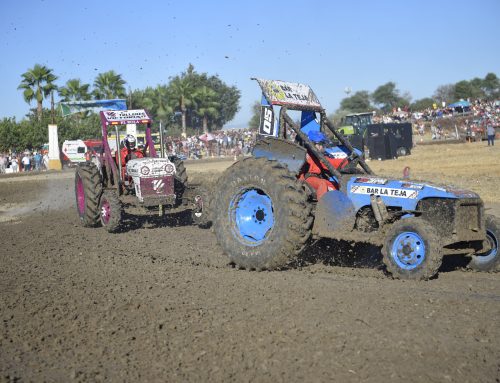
{"left": 74, "top": 109, "right": 209, "bottom": 232}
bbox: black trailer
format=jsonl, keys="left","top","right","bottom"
{"left": 365, "top": 123, "right": 413, "bottom": 160}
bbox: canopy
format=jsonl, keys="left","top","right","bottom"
{"left": 199, "top": 133, "right": 215, "bottom": 141}
{"left": 448, "top": 100, "right": 470, "bottom": 108}
{"left": 60, "top": 99, "right": 127, "bottom": 116}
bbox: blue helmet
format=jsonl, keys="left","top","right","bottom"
{"left": 307, "top": 130, "right": 327, "bottom": 143}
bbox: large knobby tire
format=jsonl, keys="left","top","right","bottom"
{"left": 75, "top": 162, "right": 103, "bottom": 227}
{"left": 214, "top": 157, "right": 313, "bottom": 270}
{"left": 382, "top": 218, "right": 443, "bottom": 280}
{"left": 99, "top": 189, "right": 123, "bottom": 233}
{"left": 467, "top": 214, "right": 500, "bottom": 272}
{"left": 171, "top": 156, "right": 187, "bottom": 206}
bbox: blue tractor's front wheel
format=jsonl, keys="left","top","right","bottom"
{"left": 214, "top": 157, "right": 313, "bottom": 270}
{"left": 468, "top": 214, "right": 500, "bottom": 272}
{"left": 382, "top": 218, "right": 443, "bottom": 280}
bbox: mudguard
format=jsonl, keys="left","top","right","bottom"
{"left": 312, "top": 190, "right": 356, "bottom": 236}
{"left": 252, "top": 137, "right": 307, "bottom": 175}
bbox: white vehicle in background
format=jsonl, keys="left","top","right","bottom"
{"left": 61, "top": 139, "right": 102, "bottom": 166}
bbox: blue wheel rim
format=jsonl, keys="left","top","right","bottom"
{"left": 391, "top": 232, "right": 426, "bottom": 270}
{"left": 230, "top": 188, "right": 274, "bottom": 245}
{"left": 475, "top": 229, "right": 499, "bottom": 264}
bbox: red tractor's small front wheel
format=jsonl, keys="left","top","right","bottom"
{"left": 99, "top": 189, "right": 123, "bottom": 233}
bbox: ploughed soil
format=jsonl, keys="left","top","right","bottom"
{"left": 1, "top": 141, "right": 499, "bottom": 382}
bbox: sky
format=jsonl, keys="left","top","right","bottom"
{"left": 1, "top": 0, "right": 499, "bottom": 128}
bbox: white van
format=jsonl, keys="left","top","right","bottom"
{"left": 61, "top": 140, "right": 87, "bottom": 164}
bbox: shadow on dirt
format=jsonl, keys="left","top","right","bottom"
{"left": 118, "top": 209, "right": 210, "bottom": 233}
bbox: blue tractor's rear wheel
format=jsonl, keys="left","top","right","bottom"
{"left": 382, "top": 218, "right": 443, "bottom": 280}
{"left": 214, "top": 157, "right": 313, "bottom": 270}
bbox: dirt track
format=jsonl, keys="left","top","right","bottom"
{"left": 1, "top": 148, "right": 499, "bottom": 382}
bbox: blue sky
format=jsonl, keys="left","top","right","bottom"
{"left": 1, "top": 0, "right": 499, "bottom": 128}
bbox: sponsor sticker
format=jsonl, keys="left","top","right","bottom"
{"left": 354, "top": 177, "right": 388, "bottom": 185}
{"left": 400, "top": 182, "right": 425, "bottom": 190}
{"left": 350, "top": 185, "right": 418, "bottom": 199}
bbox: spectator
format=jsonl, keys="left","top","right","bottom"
{"left": 0, "top": 154, "right": 7, "bottom": 173}
{"left": 486, "top": 120, "right": 495, "bottom": 146}
{"left": 34, "top": 151, "right": 42, "bottom": 171}
{"left": 11, "top": 156, "right": 19, "bottom": 172}
{"left": 21, "top": 153, "right": 31, "bottom": 172}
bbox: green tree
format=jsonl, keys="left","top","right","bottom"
{"left": 0, "top": 118, "right": 22, "bottom": 152}
{"left": 194, "top": 86, "right": 220, "bottom": 133}
{"left": 483, "top": 73, "right": 500, "bottom": 99}
{"left": 453, "top": 80, "right": 473, "bottom": 101}
{"left": 372, "top": 82, "right": 405, "bottom": 111}
{"left": 18, "top": 64, "right": 58, "bottom": 121}
{"left": 468, "top": 77, "right": 486, "bottom": 99}
{"left": 58, "top": 79, "right": 91, "bottom": 101}
{"left": 205, "top": 75, "right": 240, "bottom": 128}
{"left": 339, "top": 91, "right": 372, "bottom": 113}
{"left": 168, "top": 66, "right": 197, "bottom": 136}
{"left": 411, "top": 97, "right": 435, "bottom": 111}
{"left": 249, "top": 101, "right": 261, "bottom": 130}
{"left": 141, "top": 85, "right": 174, "bottom": 125}
{"left": 93, "top": 70, "right": 126, "bottom": 100}
{"left": 433, "top": 84, "right": 455, "bottom": 105}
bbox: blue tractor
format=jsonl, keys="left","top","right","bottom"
{"left": 213, "top": 79, "right": 499, "bottom": 280}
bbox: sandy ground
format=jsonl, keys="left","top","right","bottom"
{"left": 0, "top": 142, "right": 499, "bottom": 382}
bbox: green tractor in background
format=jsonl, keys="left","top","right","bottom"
{"left": 337, "top": 112, "right": 374, "bottom": 151}
{"left": 338, "top": 112, "right": 413, "bottom": 160}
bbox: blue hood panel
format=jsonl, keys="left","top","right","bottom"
{"left": 344, "top": 176, "right": 480, "bottom": 211}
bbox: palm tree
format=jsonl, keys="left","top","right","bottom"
{"left": 93, "top": 70, "right": 126, "bottom": 100}
{"left": 142, "top": 85, "right": 174, "bottom": 124}
{"left": 58, "top": 79, "right": 91, "bottom": 102}
{"left": 194, "top": 86, "right": 220, "bottom": 133}
{"left": 18, "top": 64, "right": 58, "bottom": 121}
{"left": 168, "top": 75, "right": 196, "bottom": 137}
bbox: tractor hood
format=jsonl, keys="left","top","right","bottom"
{"left": 346, "top": 176, "right": 480, "bottom": 211}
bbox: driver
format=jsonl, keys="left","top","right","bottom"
{"left": 299, "top": 130, "right": 346, "bottom": 200}
{"left": 119, "top": 134, "right": 144, "bottom": 166}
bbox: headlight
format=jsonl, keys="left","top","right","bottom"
{"left": 140, "top": 166, "right": 150, "bottom": 175}
{"left": 164, "top": 164, "right": 175, "bottom": 174}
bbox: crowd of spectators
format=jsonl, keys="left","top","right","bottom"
{"left": 163, "top": 129, "right": 258, "bottom": 160}
{"left": 372, "top": 99, "right": 500, "bottom": 141}
{"left": 0, "top": 151, "right": 49, "bottom": 174}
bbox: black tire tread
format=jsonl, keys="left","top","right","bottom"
{"left": 75, "top": 162, "right": 103, "bottom": 227}
{"left": 172, "top": 157, "right": 188, "bottom": 206}
{"left": 100, "top": 189, "right": 123, "bottom": 233}
{"left": 214, "top": 157, "right": 313, "bottom": 270}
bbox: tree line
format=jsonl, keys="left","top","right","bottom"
{"left": 331, "top": 73, "right": 500, "bottom": 121}
{"left": 0, "top": 63, "right": 240, "bottom": 152}
{"left": 247, "top": 73, "right": 500, "bottom": 130}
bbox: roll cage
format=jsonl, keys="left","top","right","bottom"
{"left": 253, "top": 78, "right": 374, "bottom": 188}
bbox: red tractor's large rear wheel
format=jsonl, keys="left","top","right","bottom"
{"left": 75, "top": 163, "right": 103, "bottom": 227}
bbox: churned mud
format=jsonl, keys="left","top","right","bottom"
{"left": 1, "top": 150, "right": 499, "bottom": 382}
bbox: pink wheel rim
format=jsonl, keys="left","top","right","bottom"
{"left": 101, "top": 199, "right": 111, "bottom": 224}
{"left": 76, "top": 176, "right": 85, "bottom": 214}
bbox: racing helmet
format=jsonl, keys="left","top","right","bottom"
{"left": 124, "top": 134, "right": 136, "bottom": 149}
{"left": 307, "top": 130, "right": 327, "bottom": 144}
